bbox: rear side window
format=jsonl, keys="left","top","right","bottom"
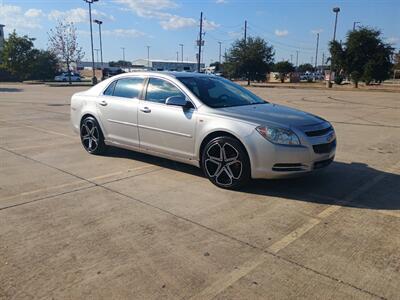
{"left": 112, "top": 77, "right": 144, "bottom": 98}
{"left": 145, "top": 78, "right": 184, "bottom": 104}
{"left": 103, "top": 81, "right": 116, "bottom": 96}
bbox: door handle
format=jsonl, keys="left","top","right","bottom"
{"left": 140, "top": 107, "right": 151, "bottom": 113}
{"left": 99, "top": 100, "right": 108, "bottom": 106}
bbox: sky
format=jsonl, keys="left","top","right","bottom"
{"left": 0, "top": 0, "right": 399, "bottom": 66}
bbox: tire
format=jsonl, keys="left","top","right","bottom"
{"left": 201, "top": 136, "right": 250, "bottom": 189}
{"left": 80, "top": 116, "right": 107, "bottom": 155}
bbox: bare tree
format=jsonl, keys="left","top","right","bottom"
{"left": 48, "top": 21, "right": 84, "bottom": 84}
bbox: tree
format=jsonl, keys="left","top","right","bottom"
{"left": 48, "top": 21, "right": 84, "bottom": 84}
{"left": 274, "top": 61, "right": 295, "bottom": 83}
{"left": 224, "top": 37, "right": 274, "bottom": 85}
{"left": 297, "top": 63, "right": 314, "bottom": 73}
{"left": 30, "top": 50, "right": 59, "bottom": 81}
{"left": 1, "top": 31, "right": 35, "bottom": 80}
{"left": 329, "top": 27, "right": 394, "bottom": 87}
{"left": 210, "top": 61, "right": 222, "bottom": 72}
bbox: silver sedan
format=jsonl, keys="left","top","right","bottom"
{"left": 71, "top": 72, "right": 336, "bottom": 189}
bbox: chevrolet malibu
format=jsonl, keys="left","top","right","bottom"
{"left": 71, "top": 72, "right": 336, "bottom": 189}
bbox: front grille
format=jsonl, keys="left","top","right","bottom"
{"left": 313, "top": 140, "right": 336, "bottom": 154}
{"left": 305, "top": 126, "right": 333, "bottom": 137}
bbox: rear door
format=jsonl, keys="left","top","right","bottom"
{"left": 96, "top": 77, "right": 144, "bottom": 148}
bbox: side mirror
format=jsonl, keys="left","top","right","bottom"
{"left": 165, "top": 96, "right": 188, "bottom": 107}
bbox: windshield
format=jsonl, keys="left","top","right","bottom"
{"left": 177, "top": 76, "right": 267, "bottom": 108}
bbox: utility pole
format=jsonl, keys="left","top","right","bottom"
{"left": 176, "top": 51, "right": 179, "bottom": 63}
{"left": 296, "top": 50, "right": 299, "bottom": 67}
{"left": 290, "top": 54, "right": 293, "bottom": 64}
{"left": 322, "top": 52, "right": 325, "bottom": 69}
{"left": 244, "top": 20, "right": 247, "bottom": 41}
{"left": 314, "top": 32, "right": 319, "bottom": 70}
{"left": 353, "top": 21, "right": 360, "bottom": 30}
{"left": 218, "top": 41, "right": 222, "bottom": 64}
{"left": 146, "top": 46, "right": 150, "bottom": 69}
{"left": 179, "top": 44, "right": 184, "bottom": 62}
{"left": 197, "top": 12, "right": 203, "bottom": 72}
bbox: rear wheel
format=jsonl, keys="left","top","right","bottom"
{"left": 201, "top": 136, "right": 250, "bottom": 189}
{"left": 80, "top": 116, "right": 106, "bottom": 155}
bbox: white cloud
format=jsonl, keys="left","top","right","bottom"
{"left": 216, "top": 0, "right": 228, "bottom": 4}
{"left": 104, "top": 28, "right": 145, "bottom": 38}
{"left": 386, "top": 37, "right": 399, "bottom": 44}
{"left": 160, "top": 16, "right": 196, "bottom": 30}
{"left": 48, "top": 8, "right": 115, "bottom": 23}
{"left": 114, "top": 0, "right": 219, "bottom": 31}
{"left": 311, "top": 28, "right": 323, "bottom": 34}
{"left": 275, "top": 29, "right": 289, "bottom": 37}
{"left": 24, "top": 8, "right": 44, "bottom": 18}
{"left": 204, "top": 20, "right": 220, "bottom": 30}
{"left": 0, "top": 5, "right": 43, "bottom": 31}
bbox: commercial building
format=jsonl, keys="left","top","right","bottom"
{"left": 132, "top": 59, "right": 204, "bottom": 72}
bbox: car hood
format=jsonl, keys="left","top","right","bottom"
{"left": 213, "top": 103, "right": 325, "bottom": 128}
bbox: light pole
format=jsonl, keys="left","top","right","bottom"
{"left": 328, "top": 7, "right": 340, "bottom": 88}
{"left": 94, "top": 19, "right": 103, "bottom": 73}
{"left": 176, "top": 51, "right": 179, "bottom": 63}
{"left": 84, "top": 0, "right": 98, "bottom": 85}
{"left": 94, "top": 48, "right": 99, "bottom": 65}
{"left": 179, "top": 44, "right": 183, "bottom": 62}
{"left": 218, "top": 41, "right": 222, "bottom": 64}
{"left": 146, "top": 46, "right": 150, "bottom": 69}
{"left": 353, "top": 21, "right": 360, "bottom": 31}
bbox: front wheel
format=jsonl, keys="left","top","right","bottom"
{"left": 201, "top": 136, "right": 250, "bottom": 189}
{"left": 80, "top": 116, "right": 106, "bottom": 155}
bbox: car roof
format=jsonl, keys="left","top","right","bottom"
{"left": 116, "top": 71, "right": 214, "bottom": 79}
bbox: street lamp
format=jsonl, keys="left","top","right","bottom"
{"left": 146, "top": 46, "right": 150, "bottom": 69}
{"left": 94, "top": 19, "right": 103, "bottom": 76}
{"left": 327, "top": 6, "right": 340, "bottom": 88}
{"left": 179, "top": 44, "right": 184, "bottom": 63}
{"left": 84, "top": 0, "right": 99, "bottom": 85}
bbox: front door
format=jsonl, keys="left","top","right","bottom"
{"left": 138, "top": 77, "right": 196, "bottom": 159}
{"left": 96, "top": 77, "right": 144, "bottom": 148}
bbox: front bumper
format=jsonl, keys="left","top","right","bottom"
{"left": 248, "top": 123, "right": 336, "bottom": 179}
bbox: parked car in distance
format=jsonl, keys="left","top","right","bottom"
{"left": 54, "top": 72, "right": 81, "bottom": 82}
{"left": 71, "top": 72, "right": 336, "bottom": 189}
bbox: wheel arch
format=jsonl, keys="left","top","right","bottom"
{"left": 198, "top": 130, "right": 251, "bottom": 167}
{"left": 80, "top": 113, "right": 106, "bottom": 137}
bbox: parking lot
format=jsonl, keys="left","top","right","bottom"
{"left": 0, "top": 83, "right": 399, "bottom": 299}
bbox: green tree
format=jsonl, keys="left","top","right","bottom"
{"left": 224, "top": 37, "right": 274, "bottom": 85}
{"left": 274, "top": 61, "right": 295, "bottom": 83}
{"left": 297, "top": 63, "right": 314, "bottom": 73}
{"left": 329, "top": 27, "right": 394, "bottom": 87}
{"left": 1, "top": 31, "right": 35, "bottom": 80}
{"left": 30, "top": 50, "right": 59, "bottom": 81}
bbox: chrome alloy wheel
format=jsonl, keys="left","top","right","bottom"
{"left": 81, "top": 119, "right": 100, "bottom": 153}
{"left": 204, "top": 142, "right": 243, "bottom": 187}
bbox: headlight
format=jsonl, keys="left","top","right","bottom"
{"left": 256, "top": 126, "right": 300, "bottom": 145}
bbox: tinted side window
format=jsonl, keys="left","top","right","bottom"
{"left": 113, "top": 77, "right": 144, "bottom": 99}
{"left": 103, "top": 81, "right": 116, "bottom": 96}
{"left": 145, "top": 78, "right": 184, "bottom": 104}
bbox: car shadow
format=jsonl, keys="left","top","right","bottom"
{"left": 0, "top": 88, "right": 23, "bottom": 93}
{"left": 105, "top": 146, "right": 400, "bottom": 211}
